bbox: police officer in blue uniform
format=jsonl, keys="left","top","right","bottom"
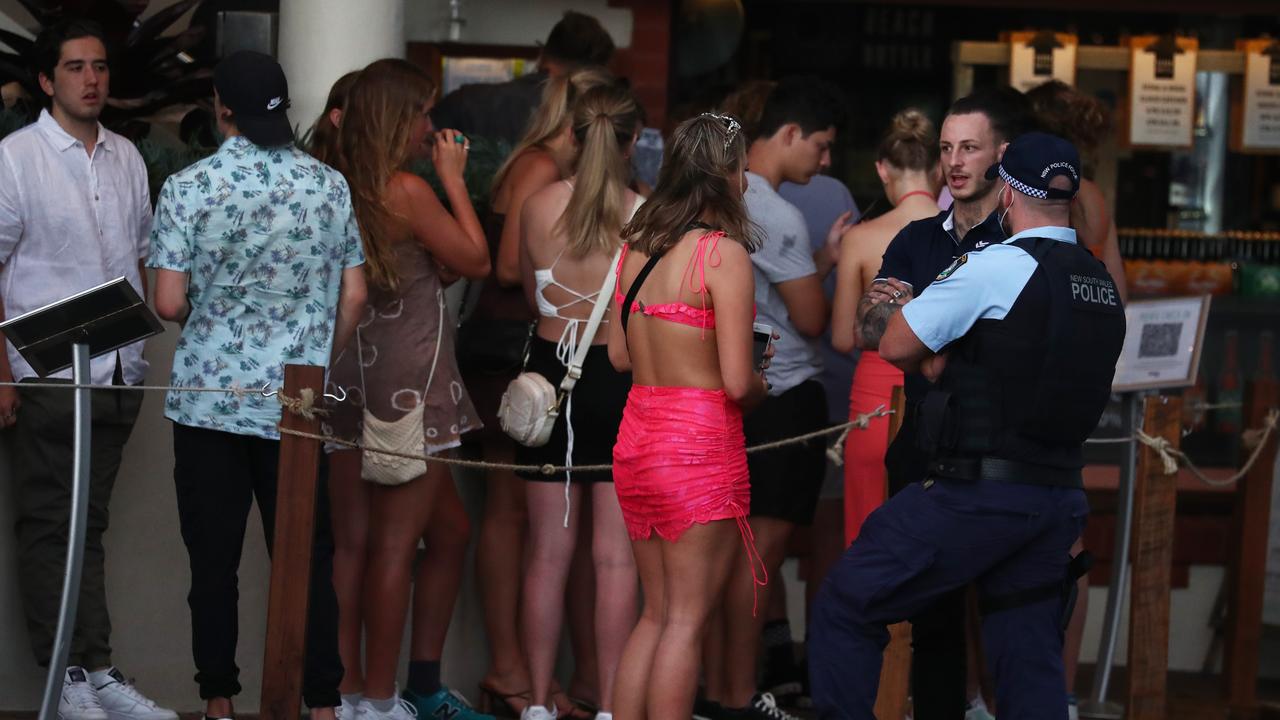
{"left": 809, "top": 132, "right": 1126, "bottom": 720}
{"left": 857, "top": 89, "right": 1032, "bottom": 719}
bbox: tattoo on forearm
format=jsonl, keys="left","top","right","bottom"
{"left": 860, "top": 302, "right": 901, "bottom": 348}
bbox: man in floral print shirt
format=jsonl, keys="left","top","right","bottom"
{"left": 148, "top": 51, "right": 366, "bottom": 720}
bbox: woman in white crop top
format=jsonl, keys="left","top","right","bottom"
{"left": 515, "top": 82, "right": 644, "bottom": 720}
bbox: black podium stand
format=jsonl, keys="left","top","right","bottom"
{"left": 0, "top": 277, "right": 161, "bottom": 720}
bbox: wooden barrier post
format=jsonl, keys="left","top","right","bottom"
{"left": 260, "top": 364, "right": 325, "bottom": 720}
{"left": 875, "top": 386, "right": 912, "bottom": 720}
{"left": 1126, "top": 395, "right": 1182, "bottom": 720}
{"left": 1223, "top": 374, "right": 1279, "bottom": 719}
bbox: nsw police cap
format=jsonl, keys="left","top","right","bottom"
{"left": 213, "top": 51, "right": 293, "bottom": 147}
{"left": 984, "top": 131, "right": 1081, "bottom": 200}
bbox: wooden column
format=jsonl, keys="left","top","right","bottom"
{"left": 1224, "top": 376, "right": 1279, "bottom": 719}
{"left": 1126, "top": 395, "right": 1183, "bottom": 720}
{"left": 875, "top": 386, "right": 912, "bottom": 720}
{"left": 260, "top": 364, "right": 325, "bottom": 720}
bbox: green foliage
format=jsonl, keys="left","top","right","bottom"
{"left": 411, "top": 135, "right": 512, "bottom": 212}
{"left": 134, "top": 137, "right": 216, "bottom": 203}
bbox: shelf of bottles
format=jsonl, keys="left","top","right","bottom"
{"left": 1087, "top": 228, "right": 1280, "bottom": 469}
{"left": 1119, "top": 227, "right": 1280, "bottom": 299}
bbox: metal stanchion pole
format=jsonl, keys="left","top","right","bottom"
{"left": 1079, "top": 392, "right": 1141, "bottom": 720}
{"left": 38, "top": 342, "right": 92, "bottom": 720}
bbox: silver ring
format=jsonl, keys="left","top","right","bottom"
{"left": 892, "top": 290, "right": 902, "bottom": 299}
{"left": 888, "top": 298, "right": 896, "bottom": 305}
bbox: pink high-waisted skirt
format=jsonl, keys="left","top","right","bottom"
{"left": 612, "top": 385, "right": 750, "bottom": 542}
{"left": 843, "top": 350, "right": 903, "bottom": 544}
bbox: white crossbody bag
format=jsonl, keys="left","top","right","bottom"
{"left": 498, "top": 246, "right": 623, "bottom": 448}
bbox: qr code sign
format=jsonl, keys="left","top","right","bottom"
{"left": 1138, "top": 322, "right": 1183, "bottom": 358}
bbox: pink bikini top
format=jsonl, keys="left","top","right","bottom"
{"left": 615, "top": 230, "right": 726, "bottom": 335}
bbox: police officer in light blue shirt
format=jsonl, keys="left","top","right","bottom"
{"left": 808, "top": 132, "right": 1126, "bottom": 720}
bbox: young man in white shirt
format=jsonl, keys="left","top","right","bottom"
{"left": 701, "top": 77, "right": 851, "bottom": 720}
{"left": 0, "top": 19, "right": 176, "bottom": 720}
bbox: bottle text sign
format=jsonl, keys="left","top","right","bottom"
{"left": 1008, "top": 31, "right": 1077, "bottom": 93}
{"left": 1129, "top": 35, "right": 1198, "bottom": 149}
{"left": 1238, "top": 38, "right": 1280, "bottom": 152}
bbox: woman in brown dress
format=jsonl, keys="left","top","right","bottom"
{"left": 324, "top": 58, "right": 489, "bottom": 720}
{"left": 309, "top": 70, "right": 485, "bottom": 719}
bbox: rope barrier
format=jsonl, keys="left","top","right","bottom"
{"left": 275, "top": 401, "right": 895, "bottom": 476}
{"left": 0, "top": 380, "right": 256, "bottom": 395}
{"left": 276, "top": 388, "right": 328, "bottom": 420}
{"left": 6, "top": 379, "right": 1268, "bottom": 488}
{"left": 1133, "top": 409, "right": 1280, "bottom": 487}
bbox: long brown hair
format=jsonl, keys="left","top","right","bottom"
{"left": 333, "top": 59, "right": 435, "bottom": 291}
{"left": 622, "top": 112, "right": 758, "bottom": 256}
{"left": 308, "top": 70, "right": 360, "bottom": 167}
{"left": 557, "top": 83, "right": 639, "bottom": 257}
{"left": 1026, "top": 80, "right": 1110, "bottom": 152}
{"left": 489, "top": 66, "right": 614, "bottom": 194}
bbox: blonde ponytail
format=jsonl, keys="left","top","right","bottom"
{"left": 557, "top": 83, "right": 639, "bottom": 257}
{"left": 490, "top": 66, "right": 614, "bottom": 194}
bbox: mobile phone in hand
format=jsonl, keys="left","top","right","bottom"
{"left": 752, "top": 322, "right": 773, "bottom": 371}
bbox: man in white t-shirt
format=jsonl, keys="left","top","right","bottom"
{"left": 701, "top": 76, "right": 851, "bottom": 720}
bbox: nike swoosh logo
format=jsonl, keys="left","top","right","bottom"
{"left": 267, "top": 97, "right": 283, "bottom": 111}
{"left": 974, "top": 241, "right": 989, "bottom": 248}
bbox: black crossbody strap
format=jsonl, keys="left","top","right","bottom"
{"left": 620, "top": 252, "right": 664, "bottom": 338}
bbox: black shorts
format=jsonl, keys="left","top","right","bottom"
{"left": 515, "top": 337, "right": 631, "bottom": 482}
{"left": 744, "top": 379, "right": 828, "bottom": 525}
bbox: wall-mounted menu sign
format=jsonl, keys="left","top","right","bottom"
{"left": 1235, "top": 38, "right": 1280, "bottom": 153}
{"left": 1008, "top": 31, "right": 1077, "bottom": 92}
{"left": 1128, "top": 35, "right": 1198, "bottom": 149}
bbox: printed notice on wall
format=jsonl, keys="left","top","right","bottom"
{"left": 1008, "top": 31, "right": 1077, "bottom": 92}
{"left": 1128, "top": 35, "right": 1198, "bottom": 148}
{"left": 1238, "top": 39, "right": 1280, "bottom": 152}
{"left": 441, "top": 58, "right": 530, "bottom": 96}
{"left": 1112, "top": 295, "right": 1211, "bottom": 392}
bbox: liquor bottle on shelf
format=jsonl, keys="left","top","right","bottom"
{"left": 1215, "top": 330, "right": 1244, "bottom": 435}
{"left": 1239, "top": 231, "right": 1280, "bottom": 297}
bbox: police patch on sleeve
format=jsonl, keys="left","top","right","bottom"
{"left": 935, "top": 253, "right": 968, "bottom": 282}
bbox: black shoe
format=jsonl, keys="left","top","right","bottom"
{"left": 693, "top": 698, "right": 726, "bottom": 720}
{"left": 760, "top": 659, "right": 805, "bottom": 710}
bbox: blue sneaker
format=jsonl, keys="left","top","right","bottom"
{"left": 402, "top": 687, "right": 495, "bottom": 720}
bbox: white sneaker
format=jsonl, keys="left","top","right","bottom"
{"left": 89, "top": 668, "right": 178, "bottom": 720}
{"left": 356, "top": 696, "right": 418, "bottom": 720}
{"left": 60, "top": 667, "right": 109, "bottom": 720}
{"left": 340, "top": 694, "right": 363, "bottom": 720}
{"left": 519, "top": 706, "right": 557, "bottom": 720}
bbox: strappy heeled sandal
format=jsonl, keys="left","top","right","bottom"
{"left": 552, "top": 691, "right": 595, "bottom": 720}
{"left": 477, "top": 683, "right": 532, "bottom": 718}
